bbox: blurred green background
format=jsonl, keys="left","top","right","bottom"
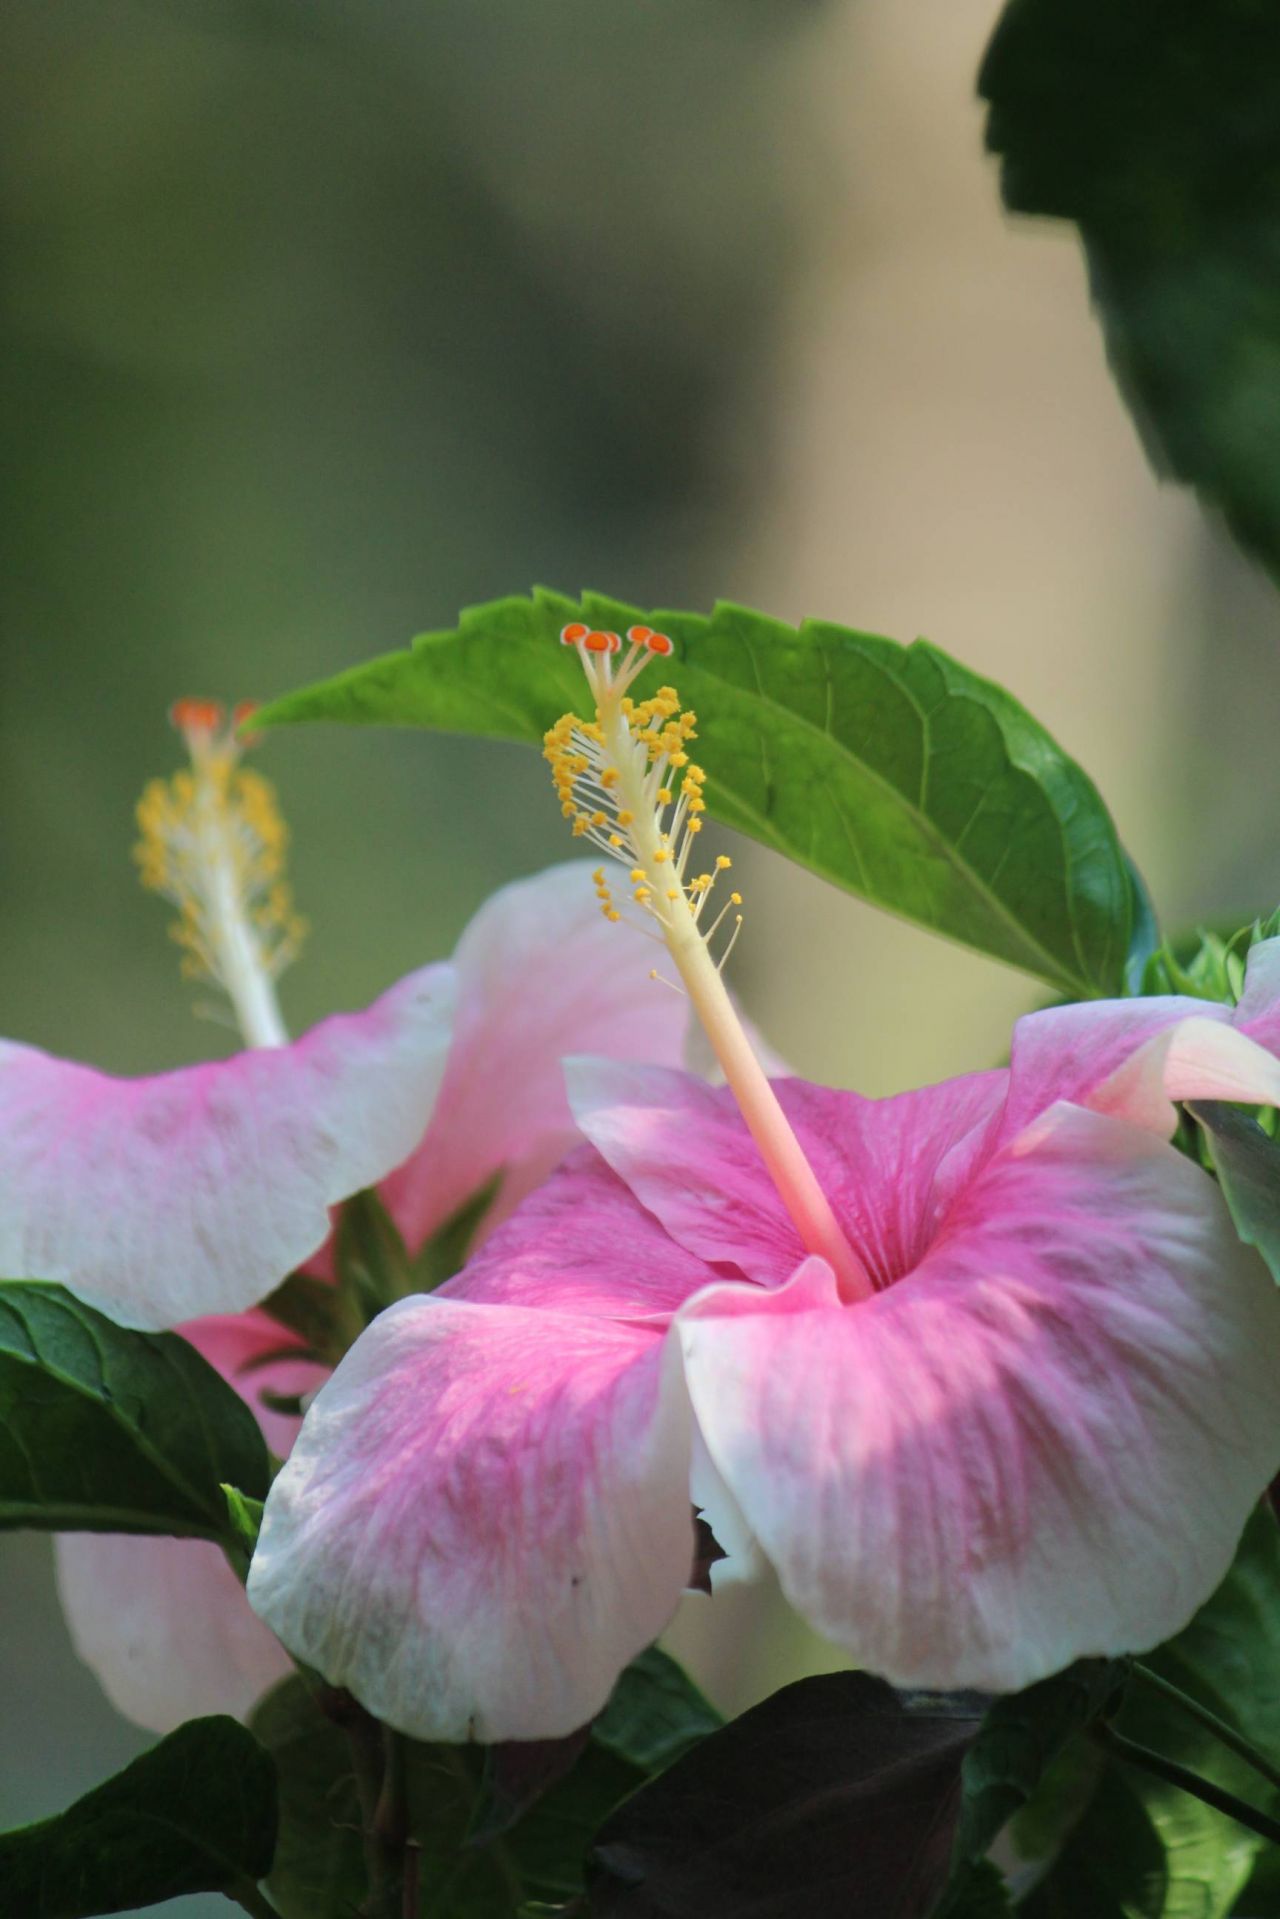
{"left": 2, "top": 3, "right": 1278, "bottom": 1913}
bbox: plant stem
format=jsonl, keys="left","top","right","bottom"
{"left": 316, "top": 1686, "right": 405, "bottom": 1919}
{"left": 1131, "top": 1662, "right": 1280, "bottom": 1795}
{"left": 1094, "top": 1721, "right": 1280, "bottom": 1845}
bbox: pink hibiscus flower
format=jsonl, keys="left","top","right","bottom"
{"left": 54, "top": 851, "right": 698, "bottom": 1729}
{"left": 248, "top": 624, "right": 1280, "bottom": 1742}
{"left": 4, "top": 700, "right": 695, "bottom": 1731}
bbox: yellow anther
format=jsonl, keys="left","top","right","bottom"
{"left": 653, "top": 847, "right": 670, "bottom": 864}
{"left": 716, "top": 856, "right": 732, "bottom": 870}
{"left": 136, "top": 703, "right": 302, "bottom": 1048}
{"left": 630, "top": 867, "right": 647, "bottom": 883}
{"left": 731, "top": 891, "right": 743, "bottom": 905}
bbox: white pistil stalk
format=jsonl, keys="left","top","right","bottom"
{"left": 546, "top": 624, "right": 873, "bottom": 1305}
{"left": 135, "top": 699, "right": 306, "bottom": 1052}
{"left": 192, "top": 775, "right": 290, "bottom": 1050}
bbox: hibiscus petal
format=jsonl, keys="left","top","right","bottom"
{"left": 378, "top": 864, "right": 693, "bottom": 1252}
{"left": 1005, "top": 992, "right": 1280, "bottom": 1142}
{"left": 569, "top": 1060, "right": 1005, "bottom": 1289}
{"left": 0, "top": 964, "right": 455, "bottom": 1329}
{"left": 441, "top": 1145, "right": 717, "bottom": 1320}
{"left": 55, "top": 1533, "right": 290, "bottom": 1733}
{"left": 1235, "top": 936, "right": 1280, "bottom": 1052}
{"left": 247, "top": 1294, "right": 694, "bottom": 1740}
{"left": 680, "top": 1106, "right": 1280, "bottom": 1692}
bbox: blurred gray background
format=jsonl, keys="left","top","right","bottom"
{"left": 3, "top": 3, "right": 1277, "bottom": 1913}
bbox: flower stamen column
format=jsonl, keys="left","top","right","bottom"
{"left": 545, "top": 624, "right": 872, "bottom": 1303}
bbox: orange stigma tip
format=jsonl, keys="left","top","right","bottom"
{"left": 169, "top": 697, "right": 225, "bottom": 735}
{"left": 583, "top": 629, "right": 621, "bottom": 654}
{"left": 627, "top": 624, "right": 653, "bottom": 645}
{"left": 645, "top": 631, "right": 674, "bottom": 656}
{"left": 561, "top": 622, "right": 589, "bottom": 646}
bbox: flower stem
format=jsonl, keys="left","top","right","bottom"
{"left": 1094, "top": 1721, "right": 1280, "bottom": 1846}
{"left": 1130, "top": 1661, "right": 1280, "bottom": 1795}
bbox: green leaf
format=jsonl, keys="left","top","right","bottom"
{"left": 980, "top": 0, "right": 1280, "bottom": 581}
{"left": 251, "top": 1647, "right": 717, "bottom": 1918}
{"left": 591, "top": 1647, "right": 723, "bottom": 1774}
{"left": 1190, "top": 1102, "right": 1280, "bottom": 1285}
{"left": 254, "top": 589, "right": 1140, "bottom": 997}
{"left": 950, "top": 1658, "right": 1126, "bottom": 1867}
{"left": 1025, "top": 1507, "right": 1280, "bottom": 1919}
{"left": 0, "top": 1716, "right": 276, "bottom": 1916}
{"left": 411, "top": 1174, "right": 504, "bottom": 1295}
{"left": 0, "top": 1281, "right": 270, "bottom": 1539}
{"left": 934, "top": 1859, "right": 1014, "bottom": 1919}
{"left": 221, "top": 1484, "right": 265, "bottom": 1558}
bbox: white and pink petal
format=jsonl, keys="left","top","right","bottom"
{"left": 247, "top": 1293, "right": 695, "bottom": 1741}
{"left": 0, "top": 963, "right": 455, "bottom": 1329}
{"left": 680, "top": 1106, "right": 1280, "bottom": 1692}
{"left": 378, "top": 863, "right": 694, "bottom": 1252}
{"left": 569, "top": 1060, "right": 1006, "bottom": 1290}
{"left": 56, "top": 1533, "right": 291, "bottom": 1734}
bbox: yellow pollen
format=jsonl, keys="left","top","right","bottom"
{"left": 548, "top": 620, "right": 870, "bottom": 1306}
{"left": 135, "top": 703, "right": 303, "bottom": 1048}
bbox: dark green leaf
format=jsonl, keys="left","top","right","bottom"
{"left": 335, "top": 1188, "right": 416, "bottom": 1317}
{"left": 950, "top": 1658, "right": 1126, "bottom": 1866}
{"left": 254, "top": 589, "right": 1139, "bottom": 997}
{"left": 934, "top": 1859, "right": 1014, "bottom": 1919}
{"left": 411, "top": 1174, "right": 504, "bottom": 1295}
{"left": 251, "top": 1649, "right": 713, "bottom": 1918}
{"left": 1025, "top": 1506, "right": 1280, "bottom": 1919}
{"left": 0, "top": 1281, "right": 270, "bottom": 1538}
{"left": 0, "top": 1716, "right": 276, "bottom": 1916}
{"left": 980, "top": 0, "right": 1280, "bottom": 580}
{"left": 250, "top": 1678, "right": 369, "bottom": 1919}
{"left": 589, "top": 1671, "right": 988, "bottom": 1918}
{"left": 592, "top": 1647, "right": 723, "bottom": 1775}
{"left": 1190, "top": 1102, "right": 1280, "bottom": 1285}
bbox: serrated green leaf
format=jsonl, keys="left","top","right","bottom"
{"left": 1190, "top": 1102, "right": 1280, "bottom": 1286}
{"left": 0, "top": 1716, "right": 276, "bottom": 1916}
{"left": 980, "top": 0, "right": 1280, "bottom": 581}
{"left": 254, "top": 589, "right": 1141, "bottom": 997}
{"left": 1025, "top": 1507, "right": 1280, "bottom": 1919}
{"left": 0, "top": 1281, "right": 270, "bottom": 1538}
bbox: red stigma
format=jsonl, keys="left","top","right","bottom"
{"left": 584, "top": 629, "right": 621, "bottom": 654}
{"left": 169, "top": 697, "right": 225, "bottom": 736}
{"left": 645, "top": 631, "right": 674, "bottom": 656}
{"left": 627, "top": 625, "right": 653, "bottom": 645}
{"left": 561, "top": 622, "right": 589, "bottom": 646}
